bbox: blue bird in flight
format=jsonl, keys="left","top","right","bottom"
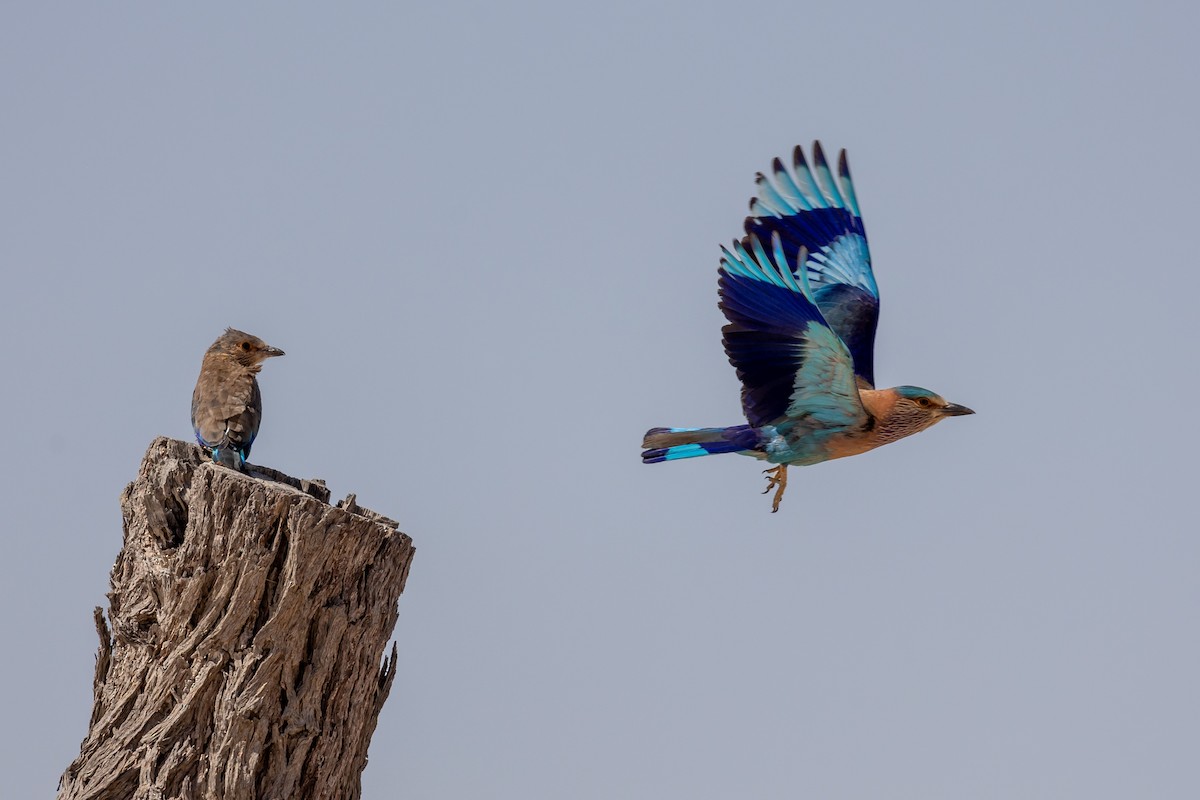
{"left": 642, "top": 143, "right": 973, "bottom": 511}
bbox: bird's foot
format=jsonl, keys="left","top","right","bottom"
{"left": 761, "top": 465, "right": 789, "bottom": 513}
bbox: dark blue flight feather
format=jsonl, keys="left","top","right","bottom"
{"left": 743, "top": 142, "right": 880, "bottom": 387}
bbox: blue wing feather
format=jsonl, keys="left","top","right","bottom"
{"left": 837, "top": 149, "right": 862, "bottom": 218}
{"left": 811, "top": 141, "right": 846, "bottom": 209}
{"left": 744, "top": 142, "right": 880, "bottom": 387}
{"left": 719, "top": 234, "right": 866, "bottom": 431}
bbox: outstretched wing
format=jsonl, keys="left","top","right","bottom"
{"left": 719, "top": 233, "right": 867, "bottom": 431}
{"left": 743, "top": 142, "right": 880, "bottom": 387}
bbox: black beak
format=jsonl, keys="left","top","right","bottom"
{"left": 941, "top": 402, "right": 974, "bottom": 416}
{"left": 265, "top": 346, "right": 285, "bottom": 358}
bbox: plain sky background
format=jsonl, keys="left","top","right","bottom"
{"left": 2, "top": 2, "right": 1197, "bottom": 798}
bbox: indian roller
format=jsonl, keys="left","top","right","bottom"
{"left": 642, "top": 142, "right": 973, "bottom": 512}
{"left": 191, "top": 328, "right": 284, "bottom": 471}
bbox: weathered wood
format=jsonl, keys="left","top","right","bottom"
{"left": 58, "top": 437, "right": 414, "bottom": 800}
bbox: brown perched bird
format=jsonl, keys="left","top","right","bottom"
{"left": 191, "top": 328, "right": 284, "bottom": 471}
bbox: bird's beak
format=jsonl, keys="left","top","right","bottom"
{"left": 265, "top": 346, "right": 285, "bottom": 358}
{"left": 941, "top": 402, "right": 974, "bottom": 416}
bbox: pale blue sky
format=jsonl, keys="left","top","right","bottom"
{"left": 2, "top": 3, "right": 1198, "bottom": 798}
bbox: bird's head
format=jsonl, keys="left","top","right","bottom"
{"left": 209, "top": 328, "right": 286, "bottom": 370}
{"left": 883, "top": 385, "right": 974, "bottom": 437}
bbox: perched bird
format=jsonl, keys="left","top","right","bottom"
{"left": 642, "top": 143, "right": 973, "bottom": 512}
{"left": 191, "top": 328, "right": 285, "bottom": 471}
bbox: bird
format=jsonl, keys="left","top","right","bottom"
{"left": 191, "top": 328, "right": 285, "bottom": 471}
{"left": 642, "top": 142, "right": 973, "bottom": 512}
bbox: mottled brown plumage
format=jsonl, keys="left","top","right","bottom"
{"left": 191, "top": 328, "right": 284, "bottom": 470}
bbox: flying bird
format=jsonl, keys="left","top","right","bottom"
{"left": 642, "top": 143, "right": 973, "bottom": 512}
{"left": 191, "top": 328, "right": 285, "bottom": 471}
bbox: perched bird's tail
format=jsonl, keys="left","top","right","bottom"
{"left": 210, "top": 446, "right": 247, "bottom": 472}
{"left": 641, "top": 425, "right": 760, "bottom": 463}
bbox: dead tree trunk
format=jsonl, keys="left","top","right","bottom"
{"left": 58, "top": 437, "right": 414, "bottom": 800}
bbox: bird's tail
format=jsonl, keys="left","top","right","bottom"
{"left": 641, "top": 425, "right": 760, "bottom": 463}
{"left": 205, "top": 444, "right": 248, "bottom": 472}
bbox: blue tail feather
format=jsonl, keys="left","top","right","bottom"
{"left": 642, "top": 440, "right": 753, "bottom": 463}
{"left": 641, "top": 424, "right": 760, "bottom": 464}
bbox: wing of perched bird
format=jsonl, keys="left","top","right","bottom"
{"left": 719, "top": 233, "right": 868, "bottom": 434}
{"left": 192, "top": 370, "right": 262, "bottom": 465}
{"left": 743, "top": 141, "right": 879, "bottom": 388}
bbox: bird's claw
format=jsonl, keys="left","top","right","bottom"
{"left": 761, "top": 465, "right": 788, "bottom": 513}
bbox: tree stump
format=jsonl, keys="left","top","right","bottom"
{"left": 58, "top": 437, "right": 414, "bottom": 800}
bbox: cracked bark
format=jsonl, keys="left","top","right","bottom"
{"left": 58, "top": 437, "right": 414, "bottom": 800}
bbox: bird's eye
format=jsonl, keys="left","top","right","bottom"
{"left": 241, "top": 342, "right": 251, "bottom": 352}
{"left": 916, "top": 397, "right": 931, "bottom": 408}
